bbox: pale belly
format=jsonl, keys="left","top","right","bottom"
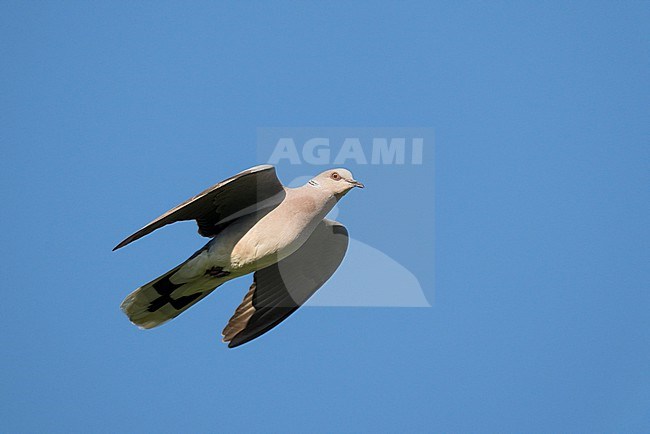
{"left": 173, "top": 209, "right": 321, "bottom": 282}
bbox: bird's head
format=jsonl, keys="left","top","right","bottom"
{"left": 308, "top": 168, "right": 364, "bottom": 197}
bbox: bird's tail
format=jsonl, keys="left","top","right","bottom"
{"left": 120, "top": 259, "right": 221, "bottom": 330}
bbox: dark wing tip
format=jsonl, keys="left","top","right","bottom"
{"left": 222, "top": 334, "right": 244, "bottom": 348}
{"left": 112, "top": 236, "right": 133, "bottom": 251}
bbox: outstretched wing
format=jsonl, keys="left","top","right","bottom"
{"left": 222, "top": 219, "right": 349, "bottom": 348}
{"left": 113, "top": 165, "right": 285, "bottom": 250}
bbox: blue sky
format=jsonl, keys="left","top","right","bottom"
{"left": 1, "top": 1, "right": 649, "bottom": 432}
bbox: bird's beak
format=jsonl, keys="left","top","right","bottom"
{"left": 349, "top": 179, "right": 364, "bottom": 188}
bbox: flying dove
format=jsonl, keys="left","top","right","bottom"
{"left": 114, "top": 165, "right": 364, "bottom": 348}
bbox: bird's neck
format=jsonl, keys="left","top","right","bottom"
{"left": 294, "top": 183, "right": 339, "bottom": 218}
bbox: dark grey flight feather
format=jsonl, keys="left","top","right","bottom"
{"left": 113, "top": 165, "right": 285, "bottom": 250}
{"left": 223, "top": 219, "right": 349, "bottom": 348}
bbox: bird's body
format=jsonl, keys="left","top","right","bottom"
{"left": 115, "top": 165, "right": 362, "bottom": 347}
{"left": 162, "top": 185, "right": 338, "bottom": 292}
{"left": 207, "top": 184, "right": 337, "bottom": 273}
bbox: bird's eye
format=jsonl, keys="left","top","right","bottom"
{"left": 331, "top": 172, "right": 341, "bottom": 180}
